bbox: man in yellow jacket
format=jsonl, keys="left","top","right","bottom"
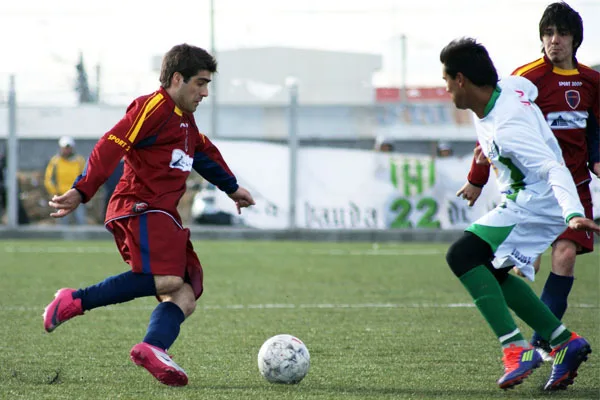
{"left": 44, "top": 136, "right": 87, "bottom": 225}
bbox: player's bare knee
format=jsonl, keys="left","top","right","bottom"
{"left": 159, "top": 284, "right": 196, "bottom": 317}
{"left": 553, "top": 241, "right": 577, "bottom": 260}
{"left": 552, "top": 240, "right": 577, "bottom": 276}
{"left": 154, "top": 275, "right": 184, "bottom": 295}
{"left": 181, "top": 297, "right": 196, "bottom": 317}
{"left": 179, "top": 285, "right": 197, "bottom": 317}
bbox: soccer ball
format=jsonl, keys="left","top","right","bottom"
{"left": 257, "top": 334, "right": 310, "bottom": 384}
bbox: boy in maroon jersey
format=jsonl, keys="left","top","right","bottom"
{"left": 456, "top": 2, "right": 599, "bottom": 360}
{"left": 42, "top": 44, "right": 255, "bottom": 386}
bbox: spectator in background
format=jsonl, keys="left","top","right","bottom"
{"left": 44, "top": 136, "right": 87, "bottom": 225}
{"left": 373, "top": 136, "right": 395, "bottom": 182}
{"left": 374, "top": 136, "right": 395, "bottom": 153}
{"left": 437, "top": 141, "right": 453, "bottom": 158}
{"left": 378, "top": 142, "right": 394, "bottom": 153}
{"left": 103, "top": 158, "right": 125, "bottom": 217}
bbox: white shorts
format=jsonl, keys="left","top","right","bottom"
{"left": 466, "top": 199, "right": 567, "bottom": 281}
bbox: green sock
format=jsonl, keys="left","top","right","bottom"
{"left": 500, "top": 274, "right": 571, "bottom": 346}
{"left": 459, "top": 266, "right": 524, "bottom": 346}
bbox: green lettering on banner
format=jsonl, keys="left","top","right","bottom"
{"left": 390, "top": 160, "right": 398, "bottom": 189}
{"left": 403, "top": 161, "right": 423, "bottom": 196}
{"left": 390, "top": 198, "right": 412, "bottom": 228}
{"left": 429, "top": 159, "right": 436, "bottom": 188}
{"left": 388, "top": 156, "right": 436, "bottom": 196}
{"left": 416, "top": 198, "right": 441, "bottom": 228}
{"left": 389, "top": 196, "right": 441, "bottom": 229}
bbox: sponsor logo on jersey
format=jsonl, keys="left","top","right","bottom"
{"left": 107, "top": 134, "right": 131, "bottom": 151}
{"left": 169, "top": 149, "right": 193, "bottom": 172}
{"left": 546, "top": 111, "right": 588, "bottom": 130}
{"left": 550, "top": 116, "right": 569, "bottom": 128}
{"left": 565, "top": 90, "right": 580, "bottom": 109}
{"left": 558, "top": 81, "right": 583, "bottom": 87}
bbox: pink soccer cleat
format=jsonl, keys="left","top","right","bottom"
{"left": 43, "top": 288, "right": 84, "bottom": 333}
{"left": 130, "top": 342, "right": 188, "bottom": 386}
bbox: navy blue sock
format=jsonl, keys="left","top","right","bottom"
{"left": 143, "top": 302, "right": 186, "bottom": 350}
{"left": 531, "top": 272, "right": 574, "bottom": 344}
{"left": 72, "top": 271, "right": 157, "bottom": 311}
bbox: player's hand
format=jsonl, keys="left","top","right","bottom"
{"left": 568, "top": 216, "right": 600, "bottom": 235}
{"left": 48, "top": 188, "right": 82, "bottom": 218}
{"left": 474, "top": 145, "right": 489, "bottom": 166}
{"left": 512, "top": 256, "right": 541, "bottom": 278}
{"left": 228, "top": 186, "right": 255, "bottom": 214}
{"left": 456, "top": 182, "right": 483, "bottom": 207}
{"left": 592, "top": 162, "right": 600, "bottom": 178}
{"left": 513, "top": 267, "right": 525, "bottom": 278}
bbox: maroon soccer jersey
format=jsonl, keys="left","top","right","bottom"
{"left": 468, "top": 56, "right": 600, "bottom": 187}
{"left": 513, "top": 56, "right": 599, "bottom": 185}
{"left": 74, "top": 87, "right": 238, "bottom": 223}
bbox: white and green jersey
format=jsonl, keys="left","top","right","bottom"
{"left": 466, "top": 76, "right": 585, "bottom": 280}
{"left": 474, "top": 76, "right": 584, "bottom": 223}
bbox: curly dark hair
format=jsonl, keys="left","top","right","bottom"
{"left": 159, "top": 44, "right": 217, "bottom": 88}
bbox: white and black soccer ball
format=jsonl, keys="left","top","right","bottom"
{"left": 257, "top": 334, "right": 310, "bottom": 384}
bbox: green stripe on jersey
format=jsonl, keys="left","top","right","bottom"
{"left": 493, "top": 141, "right": 526, "bottom": 201}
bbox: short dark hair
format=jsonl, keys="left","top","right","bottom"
{"left": 160, "top": 44, "right": 217, "bottom": 88}
{"left": 539, "top": 2, "right": 583, "bottom": 57}
{"left": 439, "top": 37, "right": 498, "bottom": 87}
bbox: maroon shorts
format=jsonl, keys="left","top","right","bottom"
{"left": 556, "top": 186, "right": 594, "bottom": 255}
{"left": 106, "top": 212, "right": 204, "bottom": 299}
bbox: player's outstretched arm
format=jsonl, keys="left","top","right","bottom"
{"left": 227, "top": 186, "right": 255, "bottom": 214}
{"left": 48, "top": 188, "right": 83, "bottom": 218}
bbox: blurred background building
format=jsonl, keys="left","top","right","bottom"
{"left": 0, "top": 46, "right": 476, "bottom": 172}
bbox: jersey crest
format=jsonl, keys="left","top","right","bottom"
{"left": 565, "top": 90, "right": 580, "bottom": 109}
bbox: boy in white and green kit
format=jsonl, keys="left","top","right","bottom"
{"left": 440, "top": 37, "right": 599, "bottom": 391}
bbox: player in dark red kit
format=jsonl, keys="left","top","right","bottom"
{"left": 42, "top": 44, "right": 255, "bottom": 387}
{"left": 456, "top": 2, "right": 599, "bottom": 363}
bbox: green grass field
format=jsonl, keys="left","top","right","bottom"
{"left": 0, "top": 240, "right": 598, "bottom": 400}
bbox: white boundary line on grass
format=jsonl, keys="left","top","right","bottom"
{"left": 1, "top": 302, "right": 597, "bottom": 312}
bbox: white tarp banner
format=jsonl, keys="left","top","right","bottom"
{"left": 199, "top": 141, "right": 598, "bottom": 230}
